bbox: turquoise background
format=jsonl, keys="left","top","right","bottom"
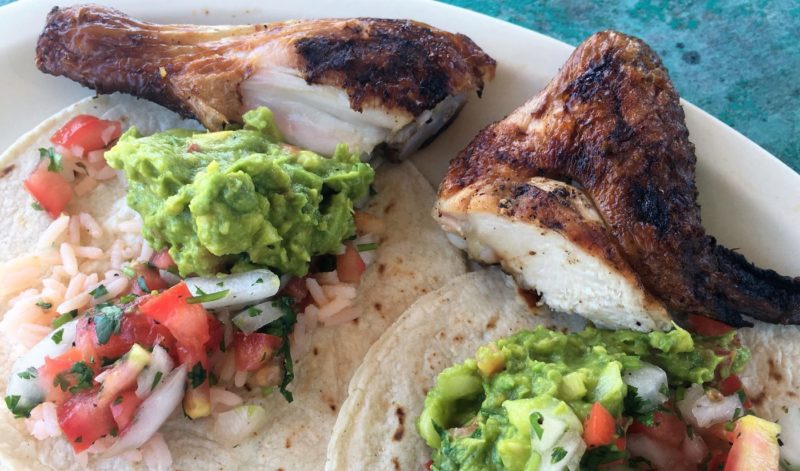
{"left": 2, "top": 0, "right": 797, "bottom": 172}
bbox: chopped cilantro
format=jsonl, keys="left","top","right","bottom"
{"left": 530, "top": 411, "right": 544, "bottom": 440}
{"left": 113, "top": 396, "right": 124, "bottom": 405}
{"left": 51, "top": 310, "right": 77, "bottom": 328}
{"left": 121, "top": 265, "right": 136, "bottom": 278}
{"left": 89, "top": 284, "right": 108, "bottom": 299}
{"left": 187, "top": 289, "right": 229, "bottom": 304}
{"left": 68, "top": 362, "right": 94, "bottom": 393}
{"left": 580, "top": 444, "right": 626, "bottom": 470}
{"left": 51, "top": 328, "right": 64, "bottom": 344}
{"left": 39, "top": 147, "right": 62, "bottom": 172}
{"left": 118, "top": 293, "right": 137, "bottom": 304}
{"left": 74, "top": 436, "right": 82, "bottom": 443}
{"left": 248, "top": 307, "right": 262, "bottom": 317}
{"left": 31, "top": 202, "right": 43, "bottom": 211}
{"left": 4, "top": 395, "right": 20, "bottom": 413}
{"left": 94, "top": 304, "right": 124, "bottom": 345}
{"left": 551, "top": 447, "right": 567, "bottom": 464}
{"left": 623, "top": 385, "right": 655, "bottom": 427}
{"left": 17, "top": 367, "right": 38, "bottom": 380}
{"left": 151, "top": 371, "right": 163, "bottom": 391}
{"left": 356, "top": 242, "right": 378, "bottom": 252}
{"left": 36, "top": 301, "right": 52, "bottom": 310}
{"left": 188, "top": 362, "right": 207, "bottom": 389}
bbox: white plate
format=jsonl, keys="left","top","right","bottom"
{"left": 1, "top": 0, "right": 798, "bottom": 275}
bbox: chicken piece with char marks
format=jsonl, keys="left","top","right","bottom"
{"left": 35, "top": 4, "right": 496, "bottom": 160}
{"left": 436, "top": 31, "right": 800, "bottom": 329}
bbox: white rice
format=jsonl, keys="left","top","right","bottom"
{"left": 18, "top": 323, "right": 55, "bottom": 348}
{"left": 315, "top": 271, "right": 340, "bottom": 285}
{"left": 74, "top": 246, "right": 104, "bottom": 259}
{"left": 68, "top": 216, "right": 82, "bottom": 245}
{"left": 57, "top": 292, "right": 91, "bottom": 315}
{"left": 74, "top": 175, "right": 99, "bottom": 197}
{"left": 37, "top": 214, "right": 70, "bottom": 249}
{"left": 305, "top": 277, "right": 328, "bottom": 305}
{"left": 64, "top": 273, "right": 87, "bottom": 301}
{"left": 316, "top": 296, "right": 352, "bottom": 322}
{"left": 322, "top": 284, "right": 357, "bottom": 301}
{"left": 320, "top": 306, "right": 362, "bottom": 326}
{"left": 118, "top": 219, "right": 143, "bottom": 234}
{"left": 79, "top": 212, "right": 103, "bottom": 239}
{"left": 25, "top": 403, "right": 60, "bottom": 440}
{"left": 209, "top": 387, "right": 243, "bottom": 414}
{"left": 233, "top": 370, "right": 249, "bottom": 388}
{"left": 139, "top": 239, "right": 154, "bottom": 262}
{"left": 59, "top": 243, "right": 78, "bottom": 276}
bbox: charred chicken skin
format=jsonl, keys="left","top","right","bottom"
{"left": 436, "top": 31, "right": 800, "bottom": 328}
{"left": 35, "top": 4, "right": 495, "bottom": 160}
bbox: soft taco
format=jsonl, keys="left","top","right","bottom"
{"left": 326, "top": 269, "right": 800, "bottom": 470}
{"left": 0, "top": 93, "right": 467, "bottom": 470}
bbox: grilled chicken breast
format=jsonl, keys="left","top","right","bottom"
{"left": 436, "top": 30, "right": 800, "bottom": 329}
{"left": 35, "top": 5, "right": 496, "bottom": 160}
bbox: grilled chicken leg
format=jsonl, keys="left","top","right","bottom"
{"left": 35, "top": 5, "right": 495, "bottom": 160}
{"left": 436, "top": 31, "right": 800, "bottom": 329}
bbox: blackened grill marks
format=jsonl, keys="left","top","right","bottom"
{"left": 296, "top": 22, "right": 455, "bottom": 115}
{"left": 438, "top": 30, "right": 800, "bottom": 326}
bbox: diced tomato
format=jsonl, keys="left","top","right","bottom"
{"left": 75, "top": 313, "right": 176, "bottom": 365}
{"left": 628, "top": 411, "right": 686, "bottom": 448}
{"left": 132, "top": 265, "right": 170, "bottom": 295}
{"left": 232, "top": 332, "right": 283, "bottom": 372}
{"left": 150, "top": 249, "right": 176, "bottom": 271}
{"left": 724, "top": 416, "right": 781, "bottom": 471}
{"left": 206, "top": 315, "right": 224, "bottom": 353}
{"left": 57, "top": 387, "right": 116, "bottom": 452}
{"left": 140, "top": 282, "right": 210, "bottom": 349}
{"left": 110, "top": 389, "right": 143, "bottom": 431}
{"left": 24, "top": 162, "right": 73, "bottom": 218}
{"left": 706, "top": 423, "right": 737, "bottom": 444}
{"left": 39, "top": 348, "right": 89, "bottom": 404}
{"left": 718, "top": 375, "right": 743, "bottom": 397}
{"left": 614, "top": 437, "right": 626, "bottom": 451}
{"left": 337, "top": 243, "right": 366, "bottom": 283}
{"left": 50, "top": 115, "right": 122, "bottom": 157}
{"left": 584, "top": 402, "right": 616, "bottom": 447}
{"left": 282, "top": 276, "right": 309, "bottom": 304}
{"left": 687, "top": 315, "right": 733, "bottom": 336}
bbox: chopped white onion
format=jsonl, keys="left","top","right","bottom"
{"left": 622, "top": 362, "right": 668, "bottom": 411}
{"left": 140, "top": 433, "right": 173, "bottom": 471}
{"left": 104, "top": 365, "right": 187, "bottom": 458}
{"left": 184, "top": 269, "right": 280, "bottom": 310}
{"left": 211, "top": 404, "right": 268, "bottom": 448}
{"left": 446, "top": 232, "right": 467, "bottom": 250}
{"left": 135, "top": 345, "right": 175, "bottom": 399}
{"left": 778, "top": 406, "right": 800, "bottom": 469}
{"left": 682, "top": 433, "right": 708, "bottom": 464}
{"left": 677, "top": 383, "right": 742, "bottom": 428}
{"left": 6, "top": 320, "right": 78, "bottom": 414}
{"left": 231, "top": 301, "right": 285, "bottom": 334}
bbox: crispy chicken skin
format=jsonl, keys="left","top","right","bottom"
{"left": 35, "top": 4, "right": 495, "bottom": 159}
{"left": 437, "top": 31, "right": 800, "bottom": 327}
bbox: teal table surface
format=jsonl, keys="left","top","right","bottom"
{"left": 2, "top": 0, "right": 797, "bottom": 173}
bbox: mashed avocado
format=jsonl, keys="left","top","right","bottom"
{"left": 418, "top": 326, "right": 749, "bottom": 471}
{"left": 106, "top": 107, "right": 374, "bottom": 276}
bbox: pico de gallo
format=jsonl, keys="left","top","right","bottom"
{"left": 418, "top": 320, "right": 797, "bottom": 471}
{"left": 8, "top": 111, "right": 382, "bottom": 459}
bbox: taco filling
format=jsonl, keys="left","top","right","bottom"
{"left": 418, "top": 325, "right": 785, "bottom": 471}
{"left": 2, "top": 104, "right": 383, "bottom": 463}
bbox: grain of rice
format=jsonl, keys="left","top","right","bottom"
{"left": 59, "top": 243, "right": 78, "bottom": 276}
{"left": 234, "top": 370, "right": 248, "bottom": 388}
{"left": 59, "top": 157, "right": 76, "bottom": 183}
{"left": 68, "top": 216, "right": 81, "bottom": 245}
{"left": 320, "top": 306, "right": 362, "bottom": 326}
{"left": 141, "top": 433, "right": 172, "bottom": 471}
{"left": 0, "top": 266, "right": 43, "bottom": 297}
{"left": 110, "top": 240, "right": 124, "bottom": 269}
{"left": 322, "top": 284, "right": 357, "bottom": 300}
{"left": 315, "top": 271, "right": 340, "bottom": 285}
{"left": 74, "top": 246, "right": 104, "bottom": 259}
{"left": 64, "top": 273, "right": 87, "bottom": 301}
{"left": 305, "top": 277, "right": 328, "bottom": 305}
{"left": 105, "top": 269, "right": 124, "bottom": 280}
{"left": 139, "top": 239, "right": 154, "bottom": 262}
{"left": 316, "top": 296, "right": 352, "bottom": 322}
{"left": 118, "top": 219, "right": 143, "bottom": 233}
{"left": 121, "top": 244, "right": 138, "bottom": 259}
{"left": 18, "top": 323, "right": 53, "bottom": 348}
{"left": 89, "top": 164, "right": 117, "bottom": 181}
{"left": 37, "top": 248, "right": 62, "bottom": 266}
{"left": 57, "top": 292, "right": 90, "bottom": 314}
{"left": 39, "top": 290, "right": 63, "bottom": 307}
{"left": 0, "top": 299, "right": 40, "bottom": 334}
{"left": 119, "top": 449, "right": 143, "bottom": 464}
{"left": 83, "top": 273, "right": 99, "bottom": 292}
{"left": 303, "top": 304, "right": 320, "bottom": 326}
{"left": 79, "top": 212, "right": 103, "bottom": 239}
{"left": 50, "top": 266, "right": 69, "bottom": 283}
{"left": 37, "top": 214, "right": 70, "bottom": 248}
{"left": 75, "top": 175, "right": 100, "bottom": 197}
{"left": 42, "top": 278, "right": 65, "bottom": 292}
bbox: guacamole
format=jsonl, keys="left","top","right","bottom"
{"left": 418, "top": 326, "right": 749, "bottom": 471}
{"left": 106, "top": 107, "right": 374, "bottom": 277}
